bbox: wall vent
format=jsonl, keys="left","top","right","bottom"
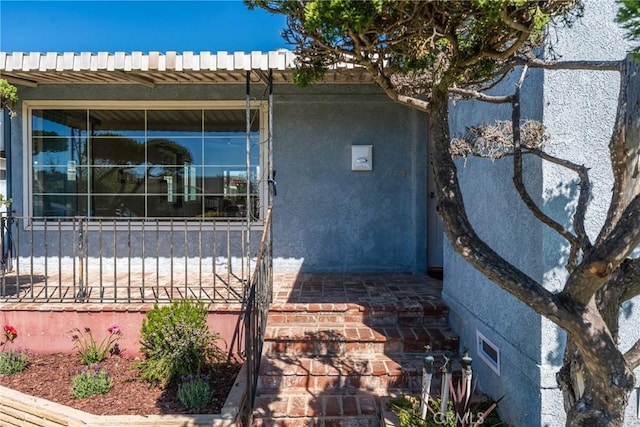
{"left": 476, "top": 330, "right": 500, "bottom": 376}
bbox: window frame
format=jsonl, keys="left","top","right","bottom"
{"left": 23, "top": 100, "right": 268, "bottom": 227}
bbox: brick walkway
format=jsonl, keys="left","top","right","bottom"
{"left": 253, "top": 273, "right": 458, "bottom": 426}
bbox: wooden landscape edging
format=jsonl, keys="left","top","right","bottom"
{"left": 0, "top": 364, "right": 247, "bottom": 427}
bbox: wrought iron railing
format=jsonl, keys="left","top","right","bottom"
{"left": 0, "top": 215, "right": 264, "bottom": 304}
{"left": 241, "top": 206, "right": 273, "bottom": 425}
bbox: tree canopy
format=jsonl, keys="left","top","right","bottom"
{"left": 248, "top": 0, "right": 582, "bottom": 110}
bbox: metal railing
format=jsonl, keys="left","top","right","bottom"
{"left": 241, "top": 206, "right": 273, "bottom": 425}
{"left": 0, "top": 215, "right": 264, "bottom": 304}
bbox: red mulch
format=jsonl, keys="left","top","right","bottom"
{"left": 0, "top": 352, "right": 243, "bottom": 416}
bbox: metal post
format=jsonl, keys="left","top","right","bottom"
{"left": 245, "top": 71, "right": 252, "bottom": 298}
{"left": 440, "top": 355, "right": 451, "bottom": 417}
{"left": 461, "top": 348, "right": 473, "bottom": 410}
{"left": 267, "top": 69, "right": 274, "bottom": 305}
{"left": 76, "top": 217, "right": 86, "bottom": 300}
{"left": 421, "top": 346, "right": 435, "bottom": 420}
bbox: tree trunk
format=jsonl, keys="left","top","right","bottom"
{"left": 556, "top": 57, "right": 640, "bottom": 427}
{"left": 427, "top": 58, "right": 640, "bottom": 426}
{"left": 558, "top": 331, "right": 633, "bottom": 427}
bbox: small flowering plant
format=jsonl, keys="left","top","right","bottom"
{"left": 177, "top": 374, "right": 212, "bottom": 409}
{"left": 0, "top": 324, "right": 28, "bottom": 375}
{"left": 70, "top": 365, "right": 113, "bottom": 399}
{"left": 3, "top": 325, "right": 17, "bottom": 345}
{"left": 69, "top": 325, "right": 122, "bottom": 365}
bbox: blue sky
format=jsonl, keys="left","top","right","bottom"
{"left": 0, "top": 0, "right": 289, "bottom": 53}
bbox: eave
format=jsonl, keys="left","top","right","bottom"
{"left": 0, "top": 50, "right": 373, "bottom": 87}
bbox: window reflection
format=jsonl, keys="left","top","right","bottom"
{"left": 91, "top": 166, "right": 145, "bottom": 194}
{"left": 147, "top": 138, "right": 197, "bottom": 166}
{"left": 92, "top": 195, "right": 145, "bottom": 217}
{"left": 31, "top": 108, "right": 262, "bottom": 219}
{"left": 33, "top": 194, "right": 89, "bottom": 217}
{"left": 91, "top": 136, "right": 145, "bottom": 166}
{"left": 90, "top": 110, "right": 145, "bottom": 137}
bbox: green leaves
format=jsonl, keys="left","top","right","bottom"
{"left": 0, "top": 79, "right": 18, "bottom": 116}
{"left": 304, "top": 0, "right": 382, "bottom": 34}
{"left": 138, "top": 299, "right": 223, "bottom": 387}
{"left": 249, "top": 0, "right": 582, "bottom": 97}
{"left": 68, "top": 326, "right": 122, "bottom": 365}
{"left": 71, "top": 368, "right": 112, "bottom": 399}
{"left": 617, "top": 0, "right": 640, "bottom": 58}
{"left": 0, "top": 350, "right": 28, "bottom": 376}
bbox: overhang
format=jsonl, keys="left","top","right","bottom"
{"left": 0, "top": 50, "right": 373, "bottom": 88}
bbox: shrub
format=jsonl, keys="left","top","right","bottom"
{"left": 0, "top": 350, "right": 28, "bottom": 375}
{"left": 138, "top": 299, "right": 223, "bottom": 387}
{"left": 69, "top": 325, "right": 122, "bottom": 365}
{"left": 0, "top": 324, "right": 28, "bottom": 375}
{"left": 71, "top": 367, "right": 113, "bottom": 399}
{"left": 177, "top": 374, "right": 212, "bottom": 409}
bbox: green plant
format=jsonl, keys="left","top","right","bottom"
{"left": 71, "top": 367, "right": 113, "bottom": 399}
{"left": 387, "top": 394, "right": 505, "bottom": 427}
{"left": 0, "top": 194, "right": 12, "bottom": 208}
{"left": 0, "top": 324, "right": 28, "bottom": 375}
{"left": 69, "top": 325, "right": 122, "bottom": 365}
{"left": 138, "top": 299, "right": 223, "bottom": 387}
{"left": 0, "top": 79, "right": 18, "bottom": 116}
{"left": 177, "top": 374, "right": 212, "bottom": 409}
{"left": 0, "top": 350, "right": 28, "bottom": 375}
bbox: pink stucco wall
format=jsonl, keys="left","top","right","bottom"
{"left": 0, "top": 305, "right": 245, "bottom": 358}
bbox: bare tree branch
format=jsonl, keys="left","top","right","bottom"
{"left": 521, "top": 58, "right": 623, "bottom": 71}
{"left": 500, "top": 6, "right": 531, "bottom": 33}
{"left": 511, "top": 69, "right": 584, "bottom": 270}
{"left": 611, "top": 258, "right": 640, "bottom": 303}
{"left": 448, "top": 87, "right": 514, "bottom": 103}
{"left": 597, "top": 58, "right": 640, "bottom": 245}
{"left": 624, "top": 339, "right": 640, "bottom": 370}
{"left": 429, "top": 89, "right": 570, "bottom": 326}
{"left": 529, "top": 149, "right": 592, "bottom": 252}
{"left": 563, "top": 194, "right": 640, "bottom": 305}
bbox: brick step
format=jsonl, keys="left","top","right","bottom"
{"left": 252, "top": 391, "right": 381, "bottom": 427}
{"left": 256, "top": 353, "right": 455, "bottom": 396}
{"left": 268, "top": 299, "right": 449, "bottom": 326}
{"left": 256, "top": 275, "right": 455, "bottom": 426}
{"left": 263, "top": 322, "right": 459, "bottom": 357}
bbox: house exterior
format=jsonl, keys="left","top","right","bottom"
{"left": 0, "top": 50, "right": 430, "bottom": 276}
{"left": 0, "top": 0, "right": 636, "bottom": 425}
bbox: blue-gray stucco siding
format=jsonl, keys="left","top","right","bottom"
{"left": 8, "top": 82, "right": 428, "bottom": 275}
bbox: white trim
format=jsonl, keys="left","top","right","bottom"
{"left": 23, "top": 100, "right": 269, "bottom": 223}
{"left": 23, "top": 99, "right": 266, "bottom": 109}
{"left": 0, "top": 51, "right": 297, "bottom": 72}
{"left": 476, "top": 330, "right": 501, "bottom": 376}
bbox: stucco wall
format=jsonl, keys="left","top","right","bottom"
{"left": 444, "top": 0, "right": 635, "bottom": 425}
{"left": 8, "top": 82, "right": 428, "bottom": 275}
{"left": 444, "top": 68, "right": 546, "bottom": 426}
{"left": 540, "top": 1, "right": 635, "bottom": 424}
{"left": 271, "top": 84, "right": 427, "bottom": 273}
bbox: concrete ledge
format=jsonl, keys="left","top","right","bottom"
{"left": 380, "top": 396, "right": 401, "bottom": 427}
{"left": 0, "top": 364, "right": 247, "bottom": 427}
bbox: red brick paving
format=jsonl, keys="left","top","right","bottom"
{"left": 252, "top": 273, "right": 457, "bottom": 426}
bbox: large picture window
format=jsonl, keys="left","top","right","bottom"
{"left": 29, "top": 103, "right": 265, "bottom": 220}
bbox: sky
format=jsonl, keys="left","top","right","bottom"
{"left": 0, "top": 0, "right": 290, "bottom": 53}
